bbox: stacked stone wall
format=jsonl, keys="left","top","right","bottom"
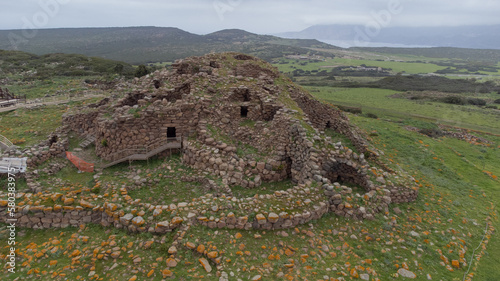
{"left": 290, "top": 88, "right": 368, "bottom": 153}
{"left": 94, "top": 102, "right": 200, "bottom": 160}
{"left": 63, "top": 111, "right": 99, "bottom": 136}
{"left": 26, "top": 134, "right": 68, "bottom": 167}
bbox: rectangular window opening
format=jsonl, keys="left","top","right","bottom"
{"left": 241, "top": 106, "right": 248, "bottom": 117}
{"left": 167, "top": 127, "right": 176, "bottom": 139}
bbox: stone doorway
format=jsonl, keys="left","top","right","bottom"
{"left": 167, "top": 127, "right": 176, "bottom": 139}
{"left": 241, "top": 106, "right": 248, "bottom": 117}
{"left": 324, "top": 161, "right": 369, "bottom": 192}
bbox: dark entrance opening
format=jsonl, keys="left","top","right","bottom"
{"left": 153, "top": 80, "right": 161, "bottom": 89}
{"left": 241, "top": 106, "right": 248, "bottom": 117}
{"left": 326, "top": 121, "right": 331, "bottom": 129}
{"left": 167, "top": 127, "right": 176, "bottom": 139}
{"left": 325, "top": 162, "right": 369, "bottom": 192}
{"left": 49, "top": 135, "right": 58, "bottom": 147}
{"left": 285, "top": 157, "right": 293, "bottom": 179}
{"left": 243, "top": 90, "right": 250, "bottom": 101}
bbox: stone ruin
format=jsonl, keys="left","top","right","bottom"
{"left": 0, "top": 53, "right": 419, "bottom": 235}
{"left": 62, "top": 53, "right": 418, "bottom": 216}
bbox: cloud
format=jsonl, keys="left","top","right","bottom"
{"left": 1, "top": 0, "right": 499, "bottom": 33}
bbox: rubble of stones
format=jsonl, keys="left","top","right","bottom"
{"left": 0, "top": 87, "right": 21, "bottom": 100}
{"left": 1, "top": 53, "right": 419, "bottom": 234}
{"left": 405, "top": 125, "right": 493, "bottom": 145}
{"left": 0, "top": 130, "right": 69, "bottom": 193}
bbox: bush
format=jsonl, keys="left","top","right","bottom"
{"left": 419, "top": 128, "right": 444, "bottom": 138}
{"left": 134, "top": 65, "right": 150, "bottom": 78}
{"left": 338, "top": 105, "right": 362, "bottom": 114}
{"left": 494, "top": 99, "right": 500, "bottom": 104}
{"left": 467, "top": 98, "right": 486, "bottom": 106}
{"left": 365, "top": 113, "right": 378, "bottom": 119}
{"left": 101, "top": 139, "right": 108, "bottom": 147}
{"left": 440, "top": 96, "right": 466, "bottom": 105}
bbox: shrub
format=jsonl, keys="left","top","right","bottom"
{"left": 467, "top": 98, "right": 486, "bottom": 106}
{"left": 134, "top": 65, "right": 150, "bottom": 78}
{"left": 113, "top": 63, "right": 124, "bottom": 74}
{"left": 494, "top": 99, "right": 500, "bottom": 104}
{"left": 101, "top": 139, "right": 108, "bottom": 147}
{"left": 365, "top": 113, "right": 378, "bottom": 119}
{"left": 338, "top": 105, "right": 362, "bottom": 114}
{"left": 440, "top": 96, "right": 466, "bottom": 105}
{"left": 419, "top": 128, "right": 444, "bottom": 138}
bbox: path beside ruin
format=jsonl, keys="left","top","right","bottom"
{"left": 0, "top": 93, "right": 105, "bottom": 113}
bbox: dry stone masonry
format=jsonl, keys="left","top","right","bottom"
{"left": 1, "top": 52, "right": 419, "bottom": 234}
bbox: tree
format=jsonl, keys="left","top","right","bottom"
{"left": 134, "top": 65, "right": 150, "bottom": 78}
{"left": 113, "top": 64, "right": 124, "bottom": 75}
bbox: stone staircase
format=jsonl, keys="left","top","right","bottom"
{"left": 0, "top": 134, "right": 13, "bottom": 151}
{"left": 79, "top": 135, "right": 96, "bottom": 149}
{"left": 101, "top": 137, "right": 182, "bottom": 169}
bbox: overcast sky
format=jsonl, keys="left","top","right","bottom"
{"left": 1, "top": 0, "right": 500, "bottom": 34}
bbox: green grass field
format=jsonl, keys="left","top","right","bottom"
{"left": 0, "top": 100, "right": 101, "bottom": 147}
{"left": 0, "top": 105, "right": 69, "bottom": 147}
{"left": 307, "top": 87, "right": 500, "bottom": 134}
{"left": 275, "top": 57, "right": 448, "bottom": 75}
{"left": 351, "top": 115, "right": 500, "bottom": 281}
{"left": 5, "top": 77, "right": 100, "bottom": 99}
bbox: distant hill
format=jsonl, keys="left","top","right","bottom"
{"left": 0, "top": 27, "right": 337, "bottom": 64}
{"left": 0, "top": 50, "right": 135, "bottom": 79}
{"left": 279, "top": 24, "right": 500, "bottom": 49}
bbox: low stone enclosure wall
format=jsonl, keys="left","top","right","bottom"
{"left": 0, "top": 204, "right": 180, "bottom": 234}
{"left": 0, "top": 180, "right": 414, "bottom": 235}
{"left": 0, "top": 132, "right": 69, "bottom": 169}
{"left": 0, "top": 125, "right": 416, "bottom": 233}
{"left": 0, "top": 200, "right": 327, "bottom": 234}
{"left": 0, "top": 122, "right": 417, "bottom": 235}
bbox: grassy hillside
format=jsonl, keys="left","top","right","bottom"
{"left": 0, "top": 27, "right": 336, "bottom": 64}
{"left": 307, "top": 87, "right": 500, "bottom": 134}
{"left": 0, "top": 50, "right": 135, "bottom": 79}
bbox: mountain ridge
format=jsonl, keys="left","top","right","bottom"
{"left": 0, "top": 26, "right": 335, "bottom": 64}
{"left": 279, "top": 24, "right": 500, "bottom": 49}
